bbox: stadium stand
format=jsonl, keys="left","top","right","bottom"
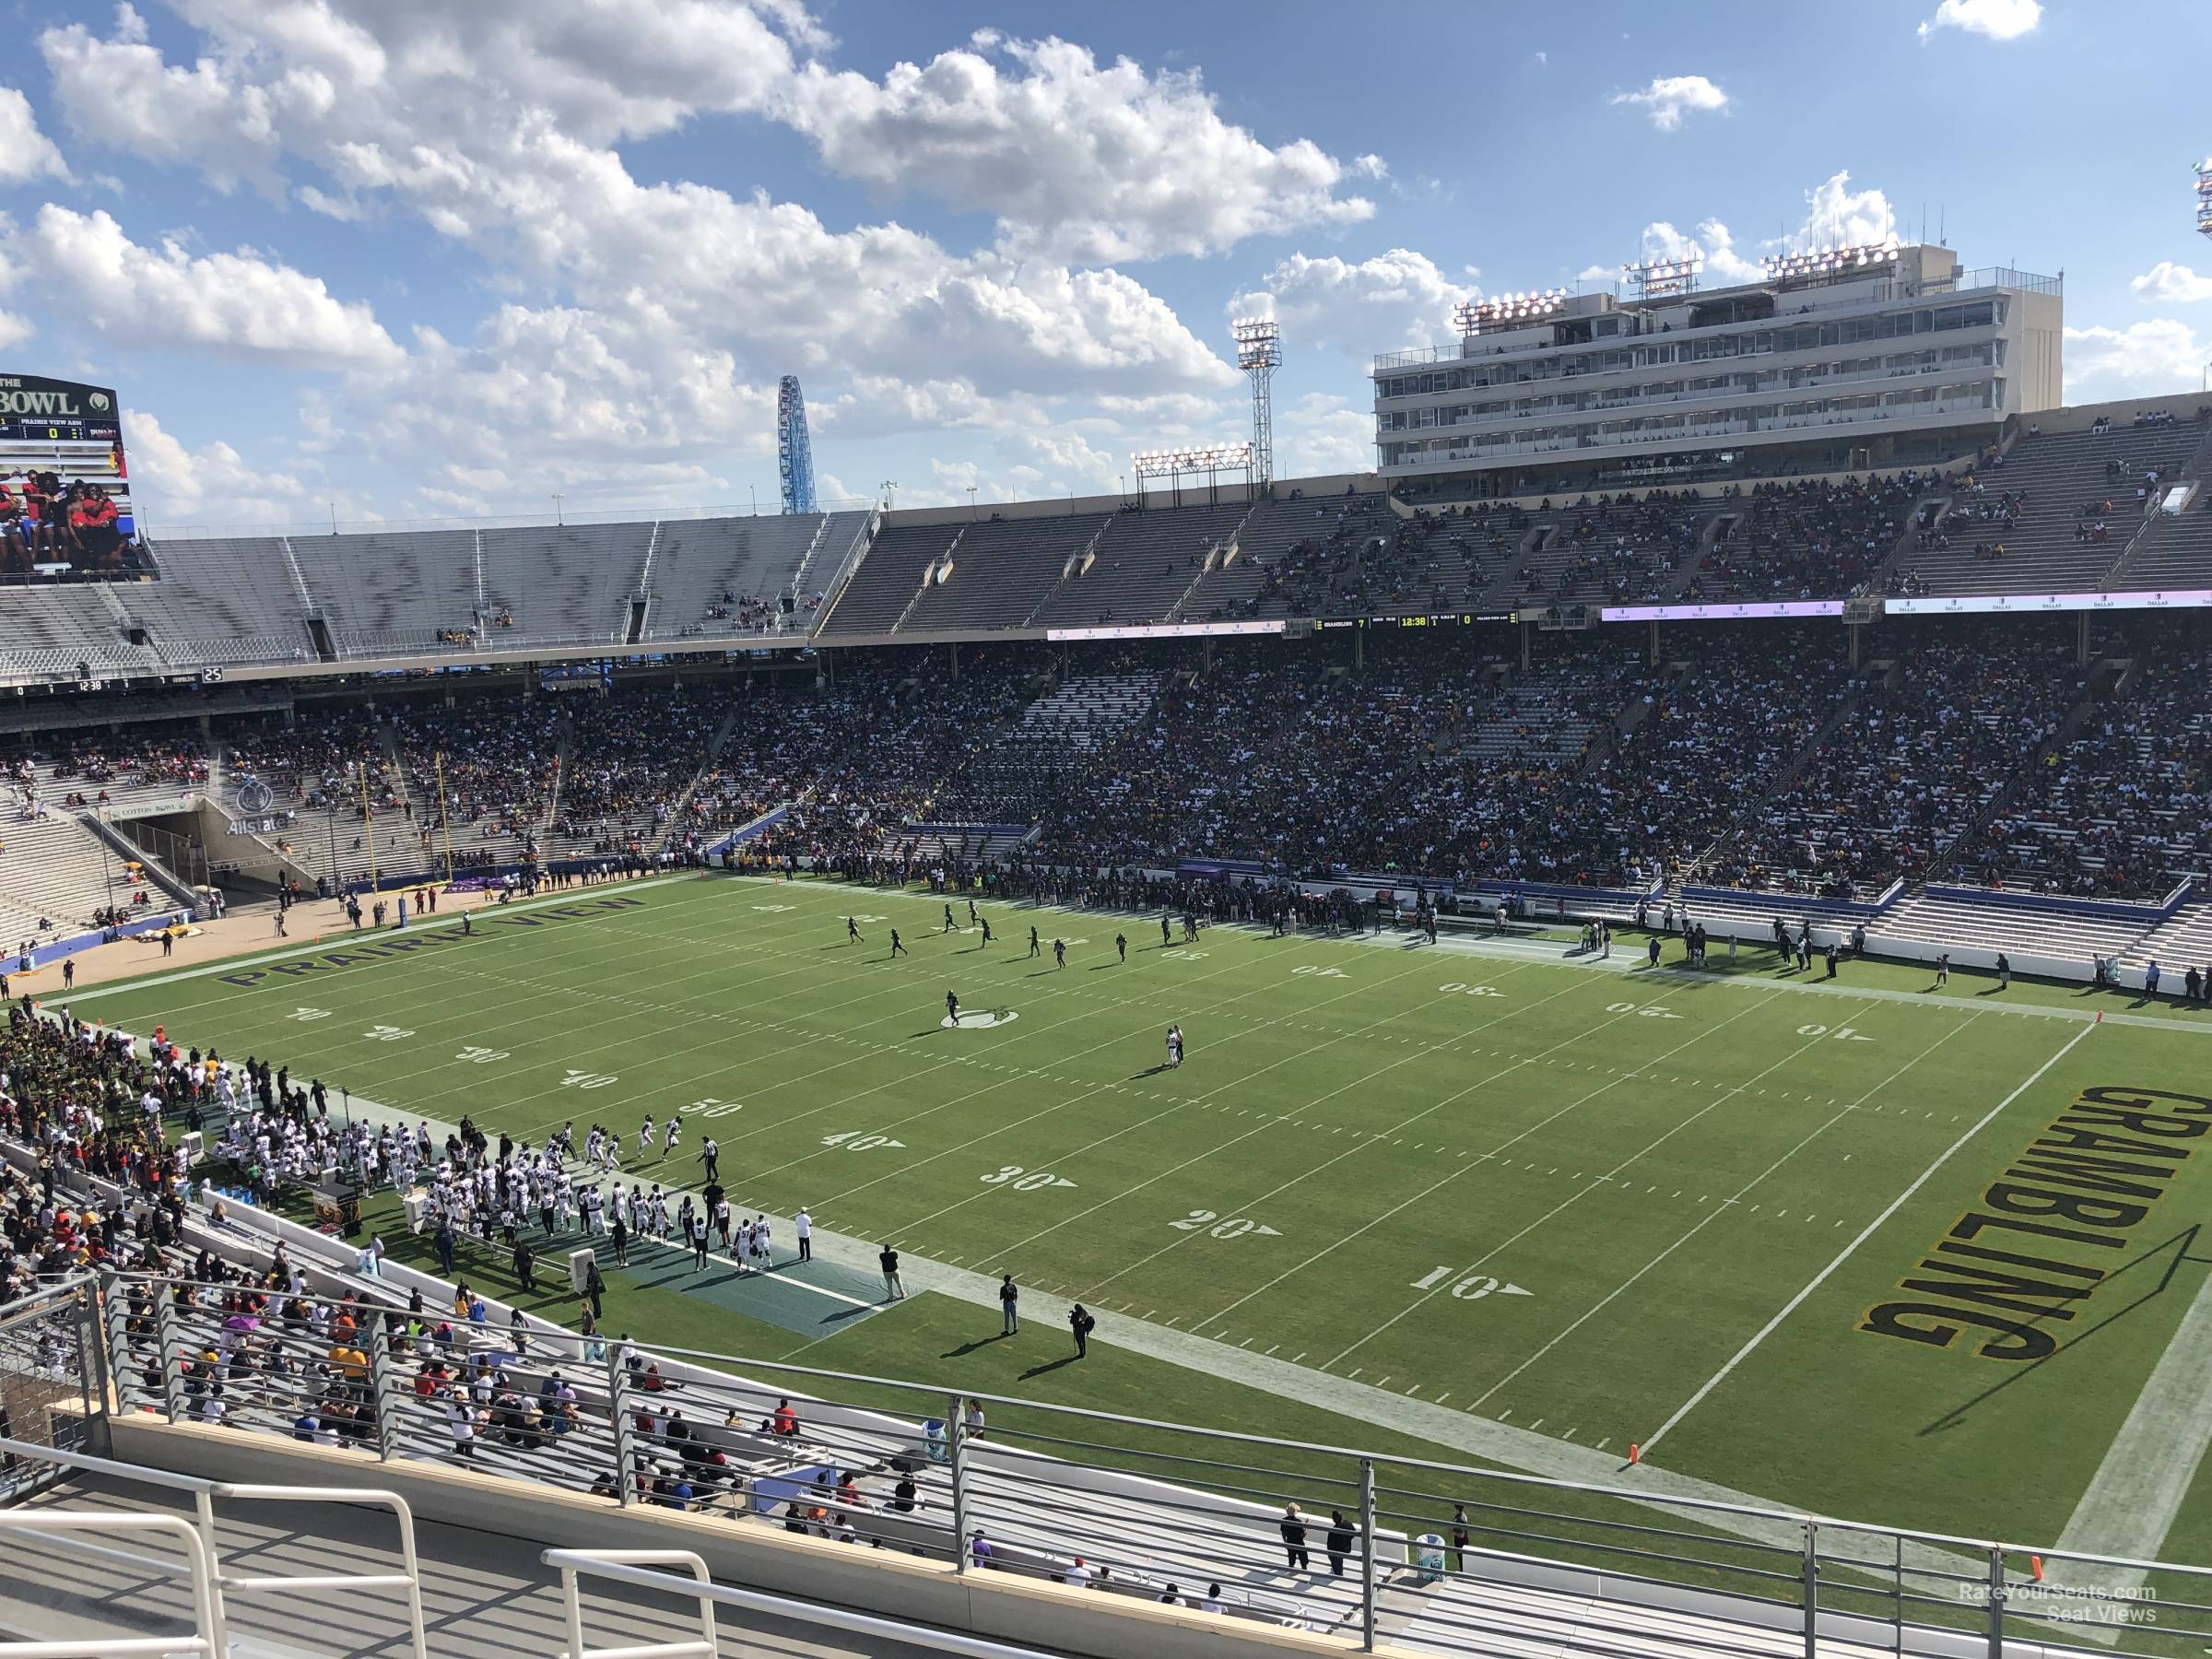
{"left": 818, "top": 521, "right": 947, "bottom": 635}
{"left": 478, "top": 522, "right": 651, "bottom": 649}
{"left": 1872, "top": 888, "right": 2151, "bottom": 969}
{"left": 928, "top": 670, "right": 1161, "bottom": 824}
{"left": 1683, "top": 473, "right": 1936, "bottom": 603}
{"left": 1030, "top": 501, "right": 1250, "bottom": 628}
{"left": 1585, "top": 629, "right": 1847, "bottom": 883}
{"left": 1906, "top": 415, "right": 2203, "bottom": 594}
{"left": 551, "top": 684, "right": 738, "bottom": 858}
{"left": 1704, "top": 624, "right": 2085, "bottom": 895}
{"left": 1476, "top": 491, "right": 1712, "bottom": 609}
{"left": 2105, "top": 441, "right": 2212, "bottom": 589}
{"left": 899, "top": 512, "right": 1112, "bottom": 632}
{"left": 0, "top": 584, "right": 158, "bottom": 682}
{"left": 128, "top": 535, "right": 320, "bottom": 664}
{"left": 2116, "top": 901, "right": 2212, "bottom": 980}
{"left": 1952, "top": 638, "right": 2210, "bottom": 898}
{"left": 290, "top": 528, "right": 478, "bottom": 657}
{"left": 0, "top": 802, "right": 154, "bottom": 943}
{"left": 645, "top": 510, "right": 869, "bottom": 639}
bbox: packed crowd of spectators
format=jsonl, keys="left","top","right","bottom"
{"left": 1582, "top": 630, "right": 1845, "bottom": 886}
{"left": 556, "top": 686, "right": 739, "bottom": 856}
{"left": 1953, "top": 636, "right": 2212, "bottom": 898}
{"left": 1684, "top": 472, "right": 1937, "bottom": 603}
{"left": 1500, "top": 491, "right": 1710, "bottom": 606}
{"left": 0, "top": 1000, "right": 198, "bottom": 1303}
{"left": 226, "top": 707, "right": 390, "bottom": 816}
{"left": 1030, "top": 637, "right": 1654, "bottom": 886}
{"left": 1705, "top": 624, "right": 2081, "bottom": 895}
{"left": 383, "top": 700, "right": 563, "bottom": 865}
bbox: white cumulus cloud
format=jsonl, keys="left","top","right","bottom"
{"left": 1622, "top": 171, "right": 1900, "bottom": 292}
{"left": 2063, "top": 319, "right": 2207, "bottom": 402}
{"left": 1918, "top": 0, "right": 2042, "bottom": 42}
{"left": 785, "top": 35, "right": 1377, "bottom": 263}
{"left": 2132, "top": 261, "right": 2212, "bottom": 304}
{"left": 0, "top": 87, "right": 66, "bottom": 182}
{"left": 124, "top": 408, "right": 310, "bottom": 525}
{"left": 18, "top": 206, "right": 400, "bottom": 366}
{"left": 1609, "top": 75, "right": 1728, "bottom": 132}
{"left": 1229, "top": 249, "right": 1474, "bottom": 354}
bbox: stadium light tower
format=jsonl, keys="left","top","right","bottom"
{"left": 1231, "top": 317, "right": 1281, "bottom": 492}
{"left": 777, "top": 374, "right": 818, "bottom": 514}
{"left": 2197, "top": 159, "right": 2212, "bottom": 241}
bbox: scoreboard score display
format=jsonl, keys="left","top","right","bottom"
{"left": 0, "top": 374, "right": 124, "bottom": 450}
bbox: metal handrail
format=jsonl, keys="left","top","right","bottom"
{"left": 0, "top": 1436, "right": 427, "bottom": 1658}
{"left": 547, "top": 1550, "right": 717, "bottom": 1659}
{"left": 95, "top": 1266, "right": 2212, "bottom": 1583}
{"left": 0, "top": 1510, "right": 218, "bottom": 1655}
{"left": 87, "top": 1237, "right": 2212, "bottom": 1659}
{"left": 542, "top": 1548, "right": 1090, "bottom": 1659}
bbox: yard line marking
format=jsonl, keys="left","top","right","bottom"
{"left": 814, "top": 948, "right": 1495, "bottom": 1230}
{"left": 1639, "top": 1019, "right": 2095, "bottom": 1458}
{"left": 1071, "top": 976, "right": 1662, "bottom": 1302}
{"left": 1204, "top": 990, "right": 1793, "bottom": 1348}
{"left": 952, "top": 959, "right": 1580, "bottom": 1271}
{"left": 1465, "top": 1015, "right": 1978, "bottom": 1414}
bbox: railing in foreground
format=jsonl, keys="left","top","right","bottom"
{"left": 92, "top": 1269, "right": 2212, "bottom": 1659}
{"left": 0, "top": 1433, "right": 428, "bottom": 1659}
{"left": 0, "top": 1277, "right": 104, "bottom": 1501}
{"left": 545, "top": 1547, "right": 1086, "bottom": 1659}
{"left": 0, "top": 1509, "right": 218, "bottom": 1656}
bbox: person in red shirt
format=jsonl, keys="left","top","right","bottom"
{"left": 76, "top": 485, "right": 121, "bottom": 568}
{"left": 0, "top": 477, "right": 22, "bottom": 571}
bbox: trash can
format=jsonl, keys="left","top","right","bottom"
{"left": 1415, "top": 1534, "right": 1447, "bottom": 1586}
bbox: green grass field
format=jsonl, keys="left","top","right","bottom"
{"left": 70, "top": 870, "right": 2212, "bottom": 1561}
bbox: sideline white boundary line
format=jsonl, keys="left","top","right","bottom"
{"left": 2049, "top": 1241, "right": 2212, "bottom": 1591}
{"left": 58, "top": 874, "right": 699, "bottom": 1002}
{"left": 1637, "top": 1019, "right": 2096, "bottom": 1457}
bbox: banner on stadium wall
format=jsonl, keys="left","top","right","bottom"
{"left": 1600, "top": 600, "right": 1846, "bottom": 622}
{"left": 1885, "top": 589, "right": 2212, "bottom": 616}
{"left": 1046, "top": 619, "right": 1286, "bottom": 641}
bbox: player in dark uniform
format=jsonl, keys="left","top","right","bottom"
{"left": 1160, "top": 914, "right": 1172, "bottom": 947}
{"left": 1053, "top": 938, "right": 1066, "bottom": 969}
{"left": 1116, "top": 933, "right": 1127, "bottom": 963}
{"left": 947, "top": 990, "right": 960, "bottom": 1025}
{"left": 980, "top": 916, "right": 994, "bottom": 947}
{"left": 890, "top": 929, "right": 907, "bottom": 958}
{"left": 943, "top": 903, "right": 957, "bottom": 934}
{"left": 967, "top": 899, "right": 978, "bottom": 926}
{"left": 847, "top": 916, "right": 863, "bottom": 943}
{"left": 1029, "top": 925, "right": 1041, "bottom": 959}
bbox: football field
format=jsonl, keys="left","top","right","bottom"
{"left": 73, "top": 870, "right": 2212, "bottom": 1557}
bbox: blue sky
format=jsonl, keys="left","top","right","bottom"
{"left": 0, "top": 0, "right": 2204, "bottom": 532}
